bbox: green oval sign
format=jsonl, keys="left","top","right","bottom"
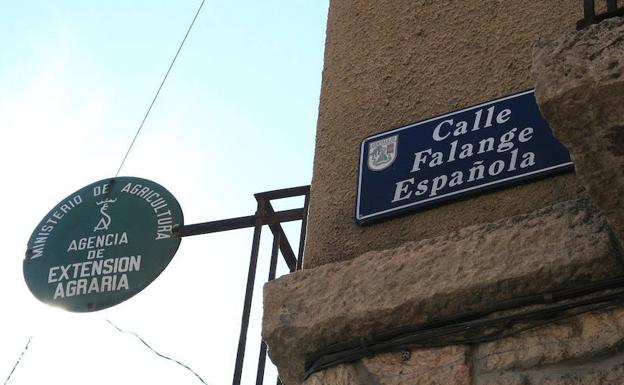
{"left": 24, "top": 177, "right": 183, "bottom": 312}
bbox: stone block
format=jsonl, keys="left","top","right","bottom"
{"left": 533, "top": 17, "right": 624, "bottom": 247}
{"left": 476, "top": 351, "right": 624, "bottom": 385}
{"left": 303, "top": 363, "right": 373, "bottom": 385}
{"left": 474, "top": 307, "right": 624, "bottom": 373}
{"left": 303, "top": 346, "right": 470, "bottom": 385}
{"left": 362, "top": 345, "right": 470, "bottom": 385}
{"left": 535, "top": 362, "right": 624, "bottom": 385}
{"left": 263, "top": 199, "right": 621, "bottom": 385}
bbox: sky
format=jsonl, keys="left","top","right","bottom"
{"left": 0, "top": 1, "right": 328, "bottom": 384}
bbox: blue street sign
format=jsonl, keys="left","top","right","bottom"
{"left": 356, "top": 90, "right": 574, "bottom": 225}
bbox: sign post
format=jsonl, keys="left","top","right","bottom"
{"left": 24, "top": 177, "right": 183, "bottom": 312}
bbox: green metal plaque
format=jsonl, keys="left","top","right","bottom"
{"left": 24, "top": 177, "right": 183, "bottom": 312}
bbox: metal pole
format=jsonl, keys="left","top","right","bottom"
{"left": 268, "top": 232, "right": 280, "bottom": 281}
{"left": 584, "top": 0, "right": 596, "bottom": 18}
{"left": 232, "top": 199, "right": 265, "bottom": 385}
{"left": 174, "top": 208, "right": 304, "bottom": 237}
{"left": 607, "top": 0, "right": 618, "bottom": 12}
{"left": 296, "top": 190, "right": 310, "bottom": 271}
{"left": 265, "top": 202, "right": 298, "bottom": 271}
{"left": 255, "top": 232, "right": 281, "bottom": 385}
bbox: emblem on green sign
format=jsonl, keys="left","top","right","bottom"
{"left": 24, "top": 177, "right": 184, "bottom": 312}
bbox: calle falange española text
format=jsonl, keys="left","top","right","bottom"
{"left": 357, "top": 90, "right": 574, "bottom": 224}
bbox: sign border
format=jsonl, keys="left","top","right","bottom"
{"left": 355, "top": 89, "right": 575, "bottom": 225}
{"left": 23, "top": 176, "right": 184, "bottom": 312}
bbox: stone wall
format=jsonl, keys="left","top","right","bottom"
{"left": 263, "top": 4, "right": 624, "bottom": 385}
{"left": 533, "top": 17, "right": 624, "bottom": 250}
{"left": 264, "top": 199, "right": 624, "bottom": 384}
{"left": 305, "top": 0, "right": 582, "bottom": 268}
{"left": 305, "top": 307, "right": 624, "bottom": 385}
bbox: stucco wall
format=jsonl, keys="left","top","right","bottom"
{"left": 305, "top": 0, "right": 584, "bottom": 267}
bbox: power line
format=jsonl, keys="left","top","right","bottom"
{"left": 4, "top": 336, "right": 33, "bottom": 385}
{"left": 6, "top": 2, "right": 206, "bottom": 383}
{"left": 115, "top": 0, "right": 207, "bottom": 177}
{"left": 106, "top": 319, "right": 209, "bottom": 385}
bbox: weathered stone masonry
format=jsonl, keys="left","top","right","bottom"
{"left": 264, "top": 2, "right": 624, "bottom": 385}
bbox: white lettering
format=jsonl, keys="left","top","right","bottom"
{"left": 392, "top": 178, "right": 414, "bottom": 202}
{"left": 432, "top": 119, "right": 452, "bottom": 141}
{"left": 410, "top": 149, "right": 432, "bottom": 172}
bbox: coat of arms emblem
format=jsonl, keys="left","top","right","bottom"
{"left": 367, "top": 135, "right": 398, "bottom": 171}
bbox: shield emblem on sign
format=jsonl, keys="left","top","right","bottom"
{"left": 367, "top": 135, "right": 398, "bottom": 171}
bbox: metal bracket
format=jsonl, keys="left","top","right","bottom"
{"left": 577, "top": 0, "right": 624, "bottom": 29}
{"left": 174, "top": 185, "right": 310, "bottom": 385}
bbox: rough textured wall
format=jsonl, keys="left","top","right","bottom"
{"left": 262, "top": 15, "right": 624, "bottom": 385}
{"left": 305, "top": 0, "right": 583, "bottom": 268}
{"left": 533, "top": 17, "right": 624, "bottom": 249}
{"left": 263, "top": 199, "right": 623, "bottom": 385}
{"left": 305, "top": 307, "right": 624, "bottom": 385}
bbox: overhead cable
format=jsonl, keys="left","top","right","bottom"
{"left": 115, "top": 0, "right": 206, "bottom": 177}
{"left": 106, "top": 319, "right": 209, "bottom": 385}
{"left": 3, "top": 336, "right": 33, "bottom": 385}
{"left": 305, "top": 275, "right": 624, "bottom": 379}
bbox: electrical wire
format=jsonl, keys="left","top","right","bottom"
{"left": 106, "top": 319, "right": 209, "bottom": 385}
{"left": 3, "top": 336, "right": 33, "bottom": 385}
{"left": 6, "top": 2, "right": 206, "bottom": 384}
{"left": 304, "top": 275, "right": 624, "bottom": 379}
{"left": 115, "top": 0, "right": 206, "bottom": 177}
